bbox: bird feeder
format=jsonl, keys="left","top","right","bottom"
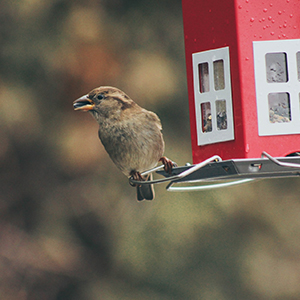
{"left": 182, "top": 0, "right": 300, "bottom": 163}
{"left": 129, "top": 0, "right": 300, "bottom": 192}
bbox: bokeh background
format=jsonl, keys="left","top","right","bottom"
{"left": 1, "top": 0, "right": 300, "bottom": 299}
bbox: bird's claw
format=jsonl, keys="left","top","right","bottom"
{"left": 129, "top": 170, "right": 144, "bottom": 187}
{"left": 159, "top": 156, "right": 176, "bottom": 174}
{"left": 129, "top": 157, "right": 176, "bottom": 186}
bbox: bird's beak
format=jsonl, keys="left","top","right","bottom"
{"left": 73, "top": 95, "right": 95, "bottom": 111}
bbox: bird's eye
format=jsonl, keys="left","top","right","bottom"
{"left": 97, "top": 94, "right": 104, "bottom": 100}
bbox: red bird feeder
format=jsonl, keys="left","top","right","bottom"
{"left": 130, "top": 0, "right": 300, "bottom": 192}
{"left": 182, "top": 0, "right": 300, "bottom": 163}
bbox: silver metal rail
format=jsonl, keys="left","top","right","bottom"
{"left": 261, "top": 151, "right": 300, "bottom": 169}
{"left": 128, "top": 152, "right": 300, "bottom": 193}
{"left": 129, "top": 155, "right": 222, "bottom": 186}
{"left": 166, "top": 178, "right": 254, "bottom": 192}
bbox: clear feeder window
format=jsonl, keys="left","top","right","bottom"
{"left": 198, "top": 63, "right": 209, "bottom": 93}
{"left": 201, "top": 102, "right": 212, "bottom": 133}
{"left": 213, "top": 60, "right": 225, "bottom": 90}
{"left": 216, "top": 100, "right": 227, "bottom": 130}
{"left": 265, "top": 52, "right": 288, "bottom": 83}
{"left": 268, "top": 93, "right": 291, "bottom": 123}
{"left": 297, "top": 52, "right": 300, "bottom": 81}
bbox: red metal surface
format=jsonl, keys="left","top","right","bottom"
{"left": 182, "top": 0, "right": 300, "bottom": 164}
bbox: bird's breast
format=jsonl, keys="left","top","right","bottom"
{"left": 98, "top": 120, "right": 164, "bottom": 176}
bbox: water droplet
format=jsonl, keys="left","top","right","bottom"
{"left": 259, "top": 19, "right": 262, "bottom": 22}
{"left": 245, "top": 0, "right": 249, "bottom": 3}
{"left": 279, "top": 25, "right": 282, "bottom": 28}
{"left": 250, "top": 17, "right": 255, "bottom": 22}
{"left": 270, "top": 31, "right": 275, "bottom": 35}
{"left": 283, "top": 23, "right": 287, "bottom": 28}
{"left": 272, "top": 19, "right": 275, "bottom": 23}
{"left": 263, "top": 8, "right": 268, "bottom": 12}
{"left": 262, "top": 17, "right": 265, "bottom": 21}
{"left": 259, "top": 35, "right": 263, "bottom": 38}
{"left": 286, "top": 0, "right": 290, "bottom": 2}
{"left": 278, "top": 35, "right": 282, "bottom": 39}
{"left": 282, "top": 33, "right": 286, "bottom": 37}
{"left": 263, "top": 26, "right": 266, "bottom": 29}
{"left": 268, "top": 16, "right": 272, "bottom": 20}
{"left": 278, "top": 10, "right": 282, "bottom": 15}
{"left": 270, "top": 3, "right": 273, "bottom": 6}
{"left": 212, "top": 39, "right": 215, "bottom": 44}
{"left": 290, "top": 14, "right": 293, "bottom": 18}
{"left": 194, "top": 38, "right": 197, "bottom": 42}
{"left": 294, "top": 25, "right": 297, "bottom": 29}
{"left": 238, "top": 5, "right": 242, "bottom": 9}
{"left": 245, "top": 57, "right": 249, "bottom": 61}
{"left": 209, "top": 9, "right": 212, "bottom": 13}
{"left": 245, "top": 144, "right": 250, "bottom": 153}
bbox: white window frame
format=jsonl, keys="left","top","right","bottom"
{"left": 253, "top": 39, "right": 300, "bottom": 136}
{"left": 192, "top": 47, "right": 235, "bottom": 146}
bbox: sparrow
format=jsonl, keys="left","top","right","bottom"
{"left": 73, "top": 86, "right": 174, "bottom": 201}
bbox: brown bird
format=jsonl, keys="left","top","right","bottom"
{"left": 73, "top": 86, "right": 174, "bottom": 201}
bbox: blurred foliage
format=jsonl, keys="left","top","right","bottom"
{"left": 1, "top": 0, "right": 300, "bottom": 299}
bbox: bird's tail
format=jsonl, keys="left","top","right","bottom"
{"left": 137, "top": 173, "right": 154, "bottom": 201}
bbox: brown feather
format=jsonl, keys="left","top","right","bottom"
{"left": 74, "top": 86, "right": 168, "bottom": 201}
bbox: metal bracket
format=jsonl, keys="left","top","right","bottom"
{"left": 128, "top": 152, "right": 300, "bottom": 193}
{"left": 129, "top": 155, "right": 222, "bottom": 186}
{"left": 166, "top": 178, "right": 254, "bottom": 192}
{"left": 261, "top": 151, "right": 300, "bottom": 169}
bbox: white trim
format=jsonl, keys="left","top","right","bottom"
{"left": 253, "top": 39, "right": 300, "bottom": 136}
{"left": 192, "top": 47, "right": 235, "bottom": 146}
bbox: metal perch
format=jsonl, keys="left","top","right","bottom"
{"left": 129, "top": 152, "right": 300, "bottom": 192}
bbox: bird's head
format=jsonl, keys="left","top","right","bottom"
{"left": 73, "top": 86, "right": 135, "bottom": 121}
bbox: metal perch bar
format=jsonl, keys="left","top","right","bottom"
{"left": 166, "top": 178, "right": 254, "bottom": 192}
{"left": 128, "top": 152, "right": 300, "bottom": 192}
{"left": 261, "top": 151, "right": 300, "bottom": 169}
{"left": 129, "top": 155, "right": 222, "bottom": 186}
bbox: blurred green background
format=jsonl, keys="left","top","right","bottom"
{"left": 1, "top": 0, "right": 300, "bottom": 299}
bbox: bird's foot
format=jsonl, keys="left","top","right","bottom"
{"left": 159, "top": 156, "right": 177, "bottom": 174}
{"left": 129, "top": 170, "right": 144, "bottom": 187}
